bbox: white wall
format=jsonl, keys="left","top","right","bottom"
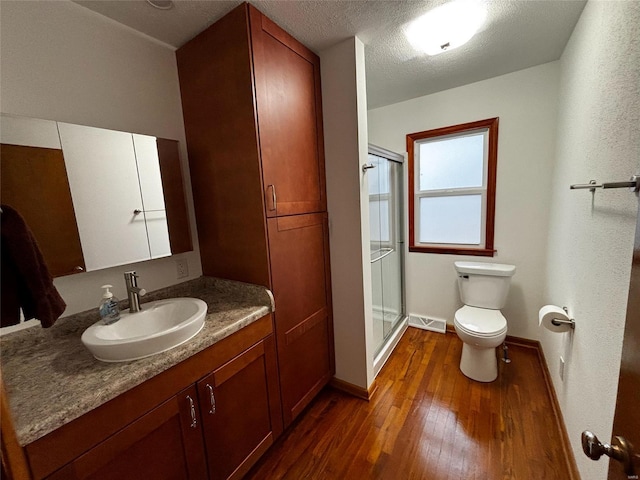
{"left": 542, "top": 2, "right": 640, "bottom": 479}
{"left": 0, "top": 0, "right": 201, "bottom": 318}
{"left": 368, "top": 62, "right": 560, "bottom": 340}
{"left": 321, "top": 38, "right": 375, "bottom": 389}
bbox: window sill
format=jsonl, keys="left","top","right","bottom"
{"left": 408, "top": 246, "right": 496, "bottom": 257}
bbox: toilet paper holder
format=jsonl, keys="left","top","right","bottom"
{"left": 551, "top": 307, "right": 575, "bottom": 329}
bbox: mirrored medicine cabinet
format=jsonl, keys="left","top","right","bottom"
{"left": 0, "top": 113, "right": 192, "bottom": 277}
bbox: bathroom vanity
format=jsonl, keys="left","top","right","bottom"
{"left": 2, "top": 4, "right": 335, "bottom": 479}
{"left": 1, "top": 277, "right": 282, "bottom": 480}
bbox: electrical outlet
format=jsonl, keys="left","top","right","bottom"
{"left": 559, "top": 356, "right": 565, "bottom": 381}
{"left": 176, "top": 259, "right": 189, "bottom": 279}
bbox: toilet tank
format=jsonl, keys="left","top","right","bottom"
{"left": 454, "top": 261, "right": 516, "bottom": 309}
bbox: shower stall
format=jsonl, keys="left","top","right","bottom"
{"left": 367, "top": 145, "right": 406, "bottom": 373}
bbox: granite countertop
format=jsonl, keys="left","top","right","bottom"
{"left": 0, "top": 276, "right": 274, "bottom": 446}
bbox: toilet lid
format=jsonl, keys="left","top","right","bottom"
{"left": 454, "top": 306, "right": 507, "bottom": 336}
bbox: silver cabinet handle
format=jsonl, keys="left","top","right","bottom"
{"left": 267, "top": 184, "right": 277, "bottom": 211}
{"left": 206, "top": 384, "right": 216, "bottom": 414}
{"left": 187, "top": 395, "right": 197, "bottom": 428}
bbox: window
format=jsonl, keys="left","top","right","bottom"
{"left": 368, "top": 152, "right": 393, "bottom": 248}
{"left": 407, "top": 117, "right": 498, "bottom": 256}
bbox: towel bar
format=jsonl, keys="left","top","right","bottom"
{"left": 570, "top": 175, "right": 639, "bottom": 193}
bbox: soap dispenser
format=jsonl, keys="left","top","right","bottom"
{"left": 99, "top": 285, "right": 120, "bottom": 325}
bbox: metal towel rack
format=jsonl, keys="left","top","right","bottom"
{"left": 570, "top": 175, "right": 640, "bottom": 193}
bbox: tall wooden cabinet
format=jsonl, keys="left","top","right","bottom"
{"left": 177, "top": 3, "right": 333, "bottom": 427}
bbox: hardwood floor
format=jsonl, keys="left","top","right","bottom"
{"left": 246, "top": 327, "right": 573, "bottom": 480}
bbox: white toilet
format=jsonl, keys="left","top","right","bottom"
{"left": 453, "top": 261, "right": 516, "bottom": 382}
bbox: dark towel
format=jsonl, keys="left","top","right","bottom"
{"left": 1, "top": 204, "right": 66, "bottom": 328}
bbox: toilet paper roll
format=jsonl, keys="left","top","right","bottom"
{"left": 539, "top": 305, "right": 572, "bottom": 333}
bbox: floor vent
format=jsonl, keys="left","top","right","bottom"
{"left": 408, "top": 315, "right": 447, "bottom": 334}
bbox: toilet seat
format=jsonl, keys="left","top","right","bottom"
{"left": 454, "top": 306, "right": 507, "bottom": 337}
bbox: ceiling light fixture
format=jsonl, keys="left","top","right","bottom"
{"left": 146, "top": 0, "right": 174, "bottom": 10}
{"left": 406, "top": 0, "right": 487, "bottom": 56}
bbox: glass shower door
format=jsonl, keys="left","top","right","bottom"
{"left": 368, "top": 147, "right": 405, "bottom": 357}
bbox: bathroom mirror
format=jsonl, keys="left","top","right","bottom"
{"left": 0, "top": 113, "right": 192, "bottom": 277}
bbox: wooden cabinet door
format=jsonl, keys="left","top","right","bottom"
{"left": 197, "top": 338, "right": 278, "bottom": 480}
{"left": 267, "top": 213, "right": 334, "bottom": 426}
{"left": 1, "top": 144, "right": 85, "bottom": 277}
{"left": 46, "top": 385, "right": 207, "bottom": 480}
{"left": 250, "top": 6, "right": 326, "bottom": 218}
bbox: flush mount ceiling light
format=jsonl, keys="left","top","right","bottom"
{"left": 146, "top": 0, "right": 174, "bottom": 10}
{"left": 406, "top": 0, "right": 487, "bottom": 56}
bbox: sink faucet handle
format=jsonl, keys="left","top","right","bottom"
{"left": 124, "top": 271, "right": 139, "bottom": 289}
{"left": 124, "top": 271, "right": 145, "bottom": 313}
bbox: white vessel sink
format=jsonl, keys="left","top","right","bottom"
{"left": 81, "top": 298, "right": 207, "bottom": 362}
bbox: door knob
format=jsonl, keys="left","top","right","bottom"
{"left": 581, "top": 431, "right": 636, "bottom": 477}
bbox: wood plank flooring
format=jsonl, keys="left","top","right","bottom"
{"left": 246, "top": 327, "right": 572, "bottom": 480}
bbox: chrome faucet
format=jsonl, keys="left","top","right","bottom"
{"left": 124, "top": 271, "right": 146, "bottom": 313}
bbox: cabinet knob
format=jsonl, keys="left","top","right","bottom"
{"left": 186, "top": 395, "right": 197, "bottom": 428}
{"left": 206, "top": 384, "right": 216, "bottom": 414}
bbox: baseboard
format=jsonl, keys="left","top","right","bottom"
{"left": 330, "top": 377, "right": 378, "bottom": 401}
{"left": 446, "top": 324, "right": 544, "bottom": 348}
{"left": 504, "top": 334, "right": 540, "bottom": 349}
{"left": 536, "top": 343, "right": 581, "bottom": 480}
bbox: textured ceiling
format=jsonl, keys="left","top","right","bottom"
{"left": 72, "top": 0, "right": 586, "bottom": 109}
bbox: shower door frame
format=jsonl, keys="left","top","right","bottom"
{"left": 368, "top": 144, "right": 408, "bottom": 376}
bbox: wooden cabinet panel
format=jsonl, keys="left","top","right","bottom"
{"left": 176, "top": 5, "right": 270, "bottom": 287}
{"left": 0, "top": 144, "right": 85, "bottom": 277}
{"left": 156, "top": 138, "right": 192, "bottom": 255}
{"left": 267, "top": 213, "right": 334, "bottom": 425}
{"left": 251, "top": 6, "right": 326, "bottom": 218}
{"left": 46, "top": 385, "right": 207, "bottom": 480}
{"left": 197, "top": 338, "right": 277, "bottom": 480}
